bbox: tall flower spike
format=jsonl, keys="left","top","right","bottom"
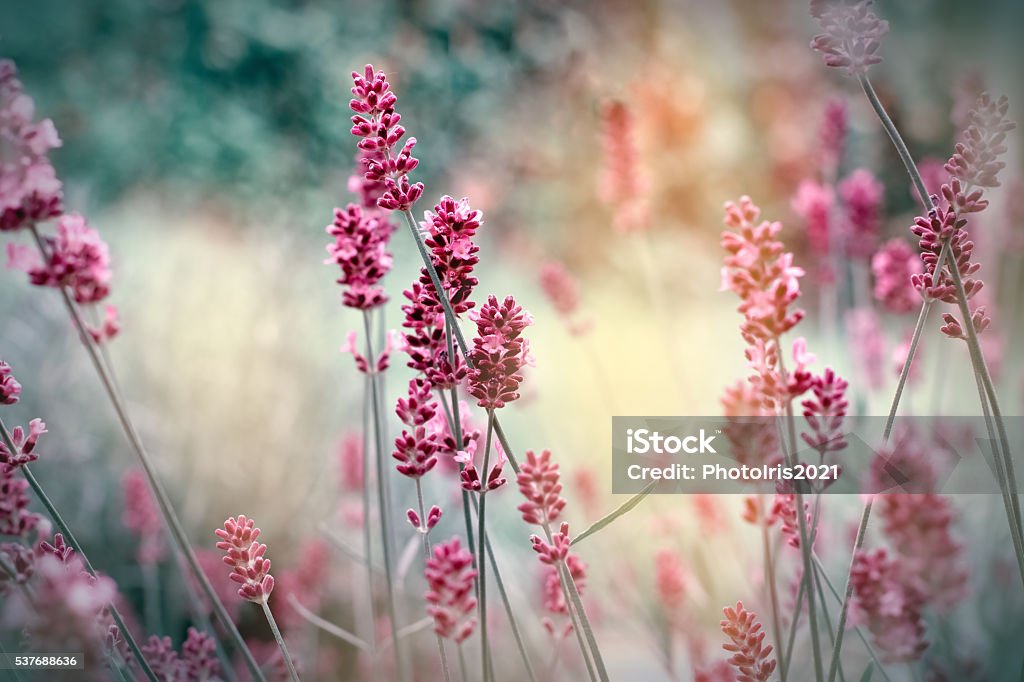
{"left": 801, "top": 368, "right": 849, "bottom": 454}
{"left": 0, "top": 361, "right": 21, "bottom": 404}
{"left": 598, "top": 99, "right": 650, "bottom": 234}
{"left": 401, "top": 280, "right": 466, "bottom": 390}
{"left": 418, "top": 196, "right": 483, "bottom": 315}
{"left": 540, "top": 260, "right": 591, "bottom": 336}
{"left": 840, "top": 169, "right": 884, "bottom": 258}
{"left": 424, "top": 538, "right": 478, "bottom": 643}
{"left": 720, "top": 601, "right": 777, "bottom": 682}
{"left": 214, "top": 516, "right": 275, "bottom": 603}
{"left": 516, "top": 449, "right": 567, "bottom": 526}
{"left": 850, "top": 549, "right": 928, "bottom": 662}
{"left": 0, "top": 59, "right": 63, "bottom": 231}
{"left": 392, "top": 378, "right": 441, "bottom": 479}
{"left": 791, "top": 180, "right": 833, "bottom": 258}
{"left": 324, "top": 203, "right": 395, "bottom": 310}
{"left": 810, "top": 0, "right": 890, "bottom": 76}
{"left": 0, "top": 462, "right": 46, "bottom": 537}
{"left": 12, "top": 213, "right": 113, "bottom": 304}
{"left": 349, "top": 65, "right": 423, "bottom": 211}
{"left": 468, "top": 295, "right": 533, "bottom": 409}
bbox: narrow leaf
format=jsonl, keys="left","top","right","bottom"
{"left": 571, "top": 482, "right": 656, "bottom": 547}
{"left": 859, "top": 663, "right": 874, "bottom": 682}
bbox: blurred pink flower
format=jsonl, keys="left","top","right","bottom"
{"left": 11, "top": 213, "right": 112, "bottom": 304}
{"left": 349, "top": 65, "right": 423, "bottom": 212}
{"left": 0, "top": 59, "right": 63, "bottom": 231}
{"left": 720, "top": 601, "right": 776, "bottom": 682}
{"left": 849, "top": 548, "right": 927, "bottom": 662}
{"left": 810, "top": 0, "right": 889, "bottom": 76}
{"left": 539, "top": 260, "right": 591, "bottom": 336}
{"left": 819, "top": 98, "right": 847, "bottom": 176}
{"left": 424, "top": 537, "right": 478, "bottom": 643}
{"left": 0, "top": 462, "right": 46, "bottom": 537}
{"left": 0, "top": 360, "right": 21, "bottom": 404}
{"left": 275, "top": 539, "right": 331, "bottom": 630}
{"left": 845, "top": 308, "right": 885, "bottom": 390}
{"left": 598, "top": 99, "right": 650, "bottom": 234}
{"left": 791, "top": 180, "right": 833, "bottom": 257}
{"left": 891, "top": 334, "right": 923, "bottom": 386}
{"left": 468, "top": 295, "right": 533, "bottom": 409}
{"left": 86, "top": 304, "right": 120, "bottom": 344}
{"left": 872, "top": 238, "right": 922, "bottom": 314}
{"left": 540, "top": 552, "right": 587, "bottom": 639}
{"left": 801, "top": 368, "right": 849, "bottom": 454}
{"left": 336, "top": 432, "right": 363, "bottom": 493}
{"left": 215, "top": 515, "right": 275, "bottom": 603}
{"left": 121, "top": 468, "right": 165, "bottom": 566}
{"left": 839, "top": 169, "right": 884, "bottom": 258}
{"left": 655, "top": 549, "right": 688, "bottom": 622}
{"left": 0, "top": 417, "right": 45, "bottom": 467}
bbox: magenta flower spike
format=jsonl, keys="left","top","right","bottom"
{"left": 849, "top": 549, "right": 927, "bottom": 663}
{"left": 214, "top": 515, "right": 275, "bottom": 603}
{"left": 324, "top": 203, "right": 395, "bottom": 310}
{"left": 424, "top": 537, "right": 478, "bottom": 644}
{"left": 720, "top": 601, "right": 778, "bottom": 682}
{"left": 467, "top": 295, "right": 533, "bottom": 410}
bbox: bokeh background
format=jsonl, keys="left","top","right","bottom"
{"left": 2, "top": 0, "right": 1024, "bottom": 679}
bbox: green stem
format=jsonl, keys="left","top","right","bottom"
{"left": 361, "top": 372, "right": 378, "bottom": 652}
{"left": 0, "top": 420, "right": 159, "bottom": 682}
{"left": 27, "top": 225, "right": 265, "bottom": 682}
{"left": 477, "top": 411, "right": 495, "bottom": 682}
{"left": 825, "top": 500, "right": 872, "bottom": 682}
{"left": 761, "top": 505, "right": 786, "bottom": 682}
{"left": 260, "top": 598, "right": 300, "bottom": 682}
{"left": 445, "top": 322, "right": 480, "bottom": 598}
{"left": 362, "top": 311, "right": 405, "bottom": 680}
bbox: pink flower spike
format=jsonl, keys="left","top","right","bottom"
{"left": 26, "top": 213, "right": 113, "bottom": 304}
{"left": 468, "top": 295, "right": 533, "bottom": 409}
{"left": 214, "top": 515, "right": 276, "bottom": 603}
{"left": 517, "top": 449, "right": 567, "bottom": 526}
{"left": 424, "top": 537, "right": 478, "bottom": 643}
{"left": 810, "top": 0, "right": 890, "bottom": 76}
{"left": 121, "top": 469, "right": 165, "bottom": 565}
{"left": 720, "top": 601, "right": 777, "bottom": 682}
{"left": 0, "top": 361, "right": 21, "bottom": 405}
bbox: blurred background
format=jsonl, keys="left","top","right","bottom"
{"left": 2, "top": 0, "right": 1024, "bottom": 679}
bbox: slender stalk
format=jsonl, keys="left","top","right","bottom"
{"left": 813, "top": 563, "right": 846, "bottom": 682}
{"left": 457, "top": 643, "right": 469, "bottom": 682}
{"left": 783, "top": 576, "right": 805, "bottom": 676}
{"left": 825, "top": 499, "right": 872, "bottom": 682}
{"left": 1, "top": 420, "right": 159, "bottom": 682}
{"left": 360, "top": 372, "right": 378, "bottom": 651}
{"left": 361, "top": 311, "right": 405, "bottom": 681}
{"left": 27, "top": 225, "right": 265, "bottom": 682}
{"left": 260, "top": 598, "right": 300, "bottom": 682}
{"left": 477, "top": 410, "right": 495, "bottom": 682}
{"left": 445, "top": 321, "right": 480, "bottom": 597}
{"left": 760, "top": 505, "right": 786, "bottom": 682}
{"left": 400, "top": 208, "right": 610, "bottom": 675}
{"left": 415, "top": 479, "right": 453, "bottom": 682}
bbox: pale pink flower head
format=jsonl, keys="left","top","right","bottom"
{"left": 871, "top": 238, "right": 922, "bottom": 314}
{"left": 849, "top": 548, "right": 927, "bottom": 662}
{"left": 598, "top": 99, "right": 650, "bottom": 234}
{"left": 791, "top": 180, "right": 834, "bottom": 257}
{"left": 944, "top": 93, "right": 1014, "bottom": 189}
{"left": 539, "top": 260, "right": 591, "bottom": 335}
{"left": 121, "top": 468, "right": 165, "bottom": 565}
{"left": 655, "top": 549, "right": 688, "bottom": 617}
{"left": 844, "top": 308, "right": 885, "bottom": 390}
{"left": 214, "top": 515, "right": 275, "bottom": 603}
{"left": 0, "top": 361, "right": 21, "bottom": 404}
{"left": 516, "top": 450, "right": 567, "bottom": 526}
{"left": 720, "top": 601, "right": 777, "bottom": 682}
{"left": 0, "top": 59, "right": 63, "bottom": 231}
{"left": 840, "top": 169, "right": 884, "bottom": 258}
{"left": 801, "top": 368, "right": 849, "bottom": 455}
{"left": 819, "top": 98, "right": 848, "bottom": 175}
{"left": 16, "top": 213, "right": 113, "bottom": 304}
{"left": 0, "top": 417, "right": 45, "bottom": 468}
{"left": 424, "top": 537, "right": 478, "bottom": 643}
{"left": 336, "top": 432, "right": 363, "bottom": 493}
{"left": 468, "top": 295, "right": 533, "bottom": 409}
{"left": 810, "top": 0, "right": 890, "bottom": 76}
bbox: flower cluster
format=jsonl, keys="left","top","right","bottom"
{"left": 801, "top": 368, "right": 849, "bottom": 455}
{"left": 143, "top": 629, "right": 222, "bottom": 682}
{"left": 0, "top": 417, "right": 45, "bottom": 467}
{"left": 516, "top": 450, "right": 567, "bottom": 526}
{"left": 598, "top": 99, "right": 650, "bottom": 234}
{"left": 215, "top": 516, "right": 275, "bottom": 603}
{"left": 839, "top": 169, "right": 884, "bottom": 258}
{"left": 0, "top": 460, "right": 46, "bottom": 537}
{"left": 809, "top": 0, "right": 890, "bottom": 76}
{"left": 349, "top": 65, "right": 423, "bottom": 211}
{"left": 719, "top": 601, "right": 777, "bottom": 682}
{"left": 401, "top": 282, "right": 467, "bottom": 389}
{"left": 720, "top": 381, "right": 779, "bottom": 468}
{"left": 324, "top": 204, "right": 395, "bottom": 310}
{"left": 845, "top": 309, "right": 885, "bottom": 390}
{"left": 721, "top": 197, "right": 810, "bottom": 410}
{"left": 10, "top": 212, "right": 112, "bottom": 304}
{"left": 0, "top": 361, "right": 20, "bottom": 404}
{"left": 423, "top": 538, "right": 478, "bottom": 643}
{"left": 467, "top": 295, "right": 533, "bottom": 409}
{"left": 771, "top": 493, "right": 811, "bottom": 549}
{"left": 849, "top": 548, "right": 927, "bottom": 662}
{"left": 879, "top": 494, "right": 968, "bottom": 612}
{"left": 912, "top": 95, "right": 1014, "bottom": 339}
{"left": 392, "top": 378, "right": 441, "bottom": 479}
{"left": 871, "top": 239, "right": 922, "bottom": 314}
{"left": 539, "top": 260, "right": 590, "bottom": 336}
{"left": 417, "top": 196, "right": 483, "bottom": 316}
{"left": 121, "top": 469, "right": 165, "bottom": 566}
{"left": 791, "top": 180, "right": 833, "bottom": 258}
{"left": 0, "top": 60, "right": 62, "bottom": 232}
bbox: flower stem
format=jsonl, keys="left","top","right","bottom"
{"left": 760, "top": 503, "right": 786, "bottom": 682}
{"left": 415, "top": 479, "right": 453, "bottom": 682}
{"left": 825, "top": 499, "right": 872, "bottom": 682}
{"left": 362, "top": 311, "right": 406, "bottom": 681}
{"left": 445, "top": 322, "right": 480, "bottom": 598}
{"left": 260, "top": 597, "right": 300, "bottom": 682}
{"left": 27, "top": 225, "right": 266, "bottom": 682}
{"left": 360, "top": 372, "right": 378, "bottom": 651}
{"left": 477, "top": 410, "right": 495, "bottom": 682}
{"left": 0, "top": 420, "right": 159, "bottom": 682}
